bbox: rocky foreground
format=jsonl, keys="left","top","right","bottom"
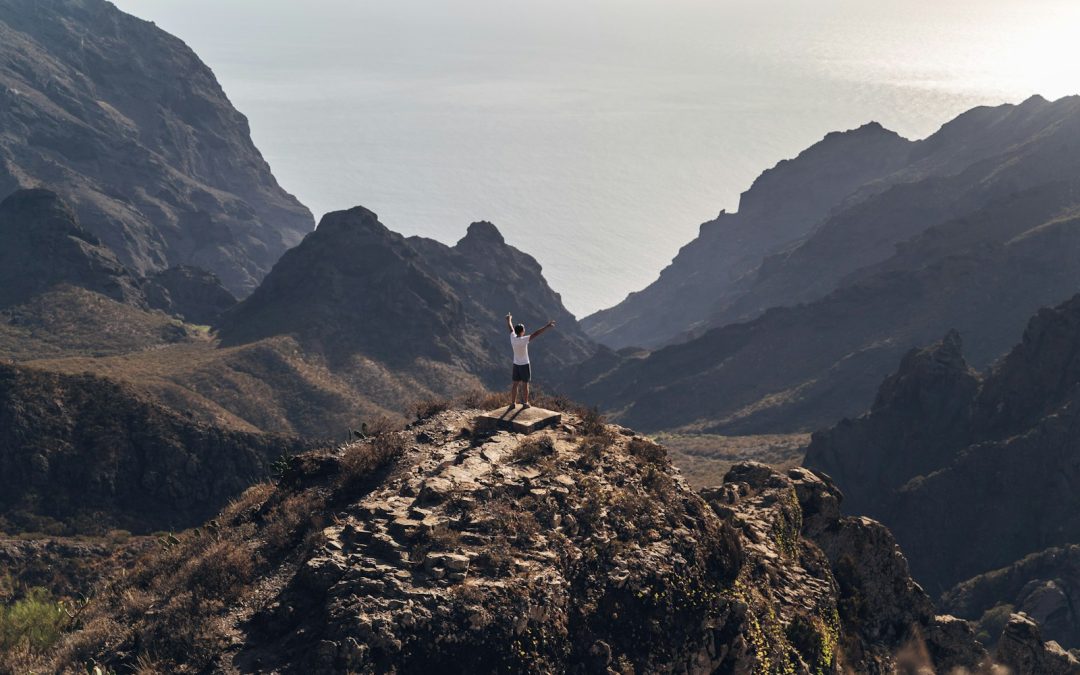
{"left": 25, "top": 407, "right": 1075, "bottom": 673}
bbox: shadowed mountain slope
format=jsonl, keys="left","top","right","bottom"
{"left": 581, "top": 122, "right": 913, "bottom": 350}
{"left": 0, "top": 362, "right": 310, "bottom": 535}
{"left": 804, "top": 294, "right": 1080, "bottom": 595}
{"left": 0, "top": 0, "right": 314, "bottom": 295}
{"left": 570, "top": 169, "right": 1080, "bottom": 434}
{"left": 0, "top": 188, "right": 142, "bottom": 308}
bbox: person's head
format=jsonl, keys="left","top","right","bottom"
{"left": 515, "top": 324, "right": 525, "bottom": 336}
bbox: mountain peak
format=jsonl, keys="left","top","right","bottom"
{"left": 458, "top": 220, "right": 505, "bottom": 246}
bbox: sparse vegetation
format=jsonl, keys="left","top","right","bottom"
{"left": 0, "top": 587, "right": 70, "bottom": 656}
{"left": 511, "top": 435, "right": 556, "bottom": 464}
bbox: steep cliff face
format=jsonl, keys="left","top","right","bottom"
{"left": 0, "top": 363, "right": 310, "bottom": 535}
{"left": 219, "top": 207, "right": 594, "bottom": 385}
{"left": 0, "top": 0, "right": 314, "bottom": 295}
{"left": 804, "top": 294, "right": 1080, "bottom": 594}
{"left": 34, "top": 408, "right": 1009, "bottom": 674}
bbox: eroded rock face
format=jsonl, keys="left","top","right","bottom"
{"left": 0, "top": 0, "right": 314, "bottom": 295}
{"left": 706, "top": 463, "right": 987, "bottom": 673}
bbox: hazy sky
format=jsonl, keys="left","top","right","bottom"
{"left": 112, "top": 0, "right": 1080, "bottom": 315}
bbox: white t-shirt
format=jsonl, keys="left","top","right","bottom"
{"left": 510, "top": 332, "right": 531, "bottom": 365}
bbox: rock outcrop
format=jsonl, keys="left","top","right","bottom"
{"left": 42, "top": 408, "right": 1001, "bottom": 673}
{"left": 805, "top": 294, "right": 1080, "bottom": 595}
{"left": 0, "top": 189, "right": 143, "bottom": 309}
{"left": 0, "top": 0, "right": 314, "bottom": 295}
{"left": 0, "top": 362, "right": 310, "bottom": 535}
{"left": 996, "top": 613, "right": 1080, "bottom": 675}
{"left": 944, "top": 544, "right": 1080, "bottom": 651}
{"left": 219, "top": 207, "right": 594, "bottom": 383}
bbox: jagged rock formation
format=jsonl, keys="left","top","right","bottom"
{"left": 944, "top": 545, "right": 1080, "bottom": 651}
{"left": 0, "top": 0, "right": 314, "bottom": 295}
{"left": 0, "top": 362, "right": 310, "bottom": 535}
{"left": 39, "top": 408, "right": 1013, "bottom": 673}
{"left": 219, "top": 207, "right": 594, "bottom": 383}
{"left": 804, "top": 294, "right": 1080, "bottom": 596}
{"left": 0, "top": 189, "right": 143, "bottom": 308}
{"left": 143, "top": 265, "right": 237, "bottom": 325}
{"left": 582, "top": 121, "right": 913, "bottom": 350}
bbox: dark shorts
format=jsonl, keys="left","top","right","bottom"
{"left": 512, "top": 363, "right": 531, "bottom": 382}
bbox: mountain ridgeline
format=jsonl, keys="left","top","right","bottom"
{"left": 572, "top": 95, "right": 1080, "bottom": 434}
{"left": 0, "top": 0, "right": 314, "bottom": 296}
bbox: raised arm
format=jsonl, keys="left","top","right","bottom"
{"left": 506, "top": 312, "right": 514, "bottom": 333}
{"left": 530, "top": 320, "right": 556, "bottom": 340}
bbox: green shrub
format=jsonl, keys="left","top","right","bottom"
{"left": 0, "top": 587, "right": 69, "bottom": 653}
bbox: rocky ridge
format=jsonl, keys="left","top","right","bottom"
{"left": 39, "top": 407, "right": 1073, "bottom": 673}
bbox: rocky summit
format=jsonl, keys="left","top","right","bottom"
{"left": 0, "top": 0, "right": 314, "bottom": 295}
{"left": 33, "top": 406, "right": 1073, "bottom": 674}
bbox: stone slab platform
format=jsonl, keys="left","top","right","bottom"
{"left": 474, "top": 406, "right": 562, "bottom": 434}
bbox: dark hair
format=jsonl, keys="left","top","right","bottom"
{"left": 515, "top": 324, "right": 525, "bottom": 336}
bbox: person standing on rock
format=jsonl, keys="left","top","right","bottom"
{"left": 506, "top": 313, "right": 555, "bottom": 409}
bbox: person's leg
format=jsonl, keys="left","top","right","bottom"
{"left": 522, "top": 381, "right": 530, "bottom": 406}
{"left": 509, "top": 380, "right": 518, "bottom": 407}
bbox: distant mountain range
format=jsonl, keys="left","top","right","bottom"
{"left": 571, "top": 95, "right": 1080, "bottom": 434}
{"left": 0, "top": 0, "right": 313, "bottom": 296}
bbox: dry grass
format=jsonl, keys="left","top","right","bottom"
{"left": 626, "top": 437, "right": 666, "bottom": 464}
{"left": 655, "top": 433, "right": 810, "bottom": 488}
{"left": 511, "top": 436, "right": 556, "bottom": 464}
{"left": 31, "top": 435, "right": 406, "bottom": 674}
